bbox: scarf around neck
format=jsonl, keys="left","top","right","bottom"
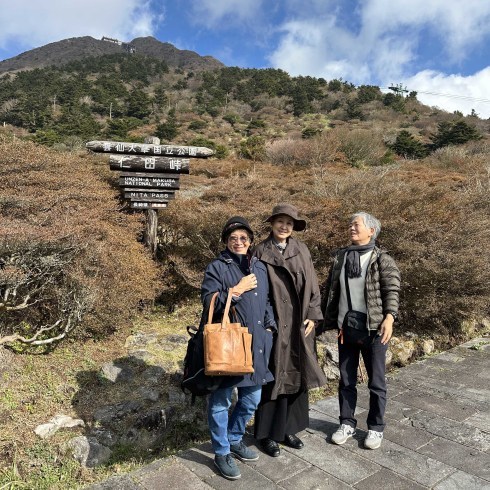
{"left": 272, "top": 238, "right": 287, "bottom": 254}
{"left": 345, "top": 241, "right": 375, "bottom": 278}
{"left": 224, "top": 250, "right": 250, "bottom": 275}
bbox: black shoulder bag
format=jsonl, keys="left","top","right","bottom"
{"left": 341, "top": 267, "right": 370, "bottom": 346}
{"left": 181, "top": 293, "right": 223, "bottom": 403}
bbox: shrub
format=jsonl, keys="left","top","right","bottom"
{"left": 188, "top": 137, "right": 229, "bottom": 159}
{"left": 239, "top": 136, "right": 266, "bottom": 161}
{"left": 0, "top": 134, "right": 161, "bottom": 348}
{"left": 155, "top": 138, "right": 490, "bottom": 340}
{"left": 188, "top": 120, "right": 207, "bottom": 131}
{"left": 223, "top": 113, "right": 240, "bottom": 126}
{"left": 302, "top": 127, "right": 322, "bottom": 139}
{"left": 266, "top": 132, "right": 342, "bottom": 171}
{"left": 337, "top": 128, "right": 388, "bottom": 167}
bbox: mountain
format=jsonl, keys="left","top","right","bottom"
{"left": 0, "top": 35, "right": 224, "bottom": 75}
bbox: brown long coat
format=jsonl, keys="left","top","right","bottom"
{"left": 254, "top": 235, "right": 327, "bottom": 400}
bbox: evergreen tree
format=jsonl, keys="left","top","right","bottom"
{"left": 431, "top": 120, "right": 482, "bottom": 149}
{"left": 357, "top": 85, "right": 381, "bottom": 103}
{"left": 126, "top": 88, "right": 151, "bottom": 119}
{"left": 156, "top": 108, "right": 178, "bottom": 141}
{"left": 392, "top": 130, "right": 428, "bottom": 159}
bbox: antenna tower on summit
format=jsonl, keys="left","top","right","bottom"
{"left": 388, "top": 83, "right": 409, "bottom": 96}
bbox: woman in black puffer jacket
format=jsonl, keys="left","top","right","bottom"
{"left": 321, "top": 211, "right": 400, "bottom": 450}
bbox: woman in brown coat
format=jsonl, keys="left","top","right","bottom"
{"left": 253, "top": 203, "right": 327, "bottom": 457}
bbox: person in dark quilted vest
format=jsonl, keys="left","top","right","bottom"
{"left": 321, "top": 212, "right": 400, "bottom": 450}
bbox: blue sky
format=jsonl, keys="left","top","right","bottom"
{"left": 1, "top": 0, "right": 489, "bottom": 117}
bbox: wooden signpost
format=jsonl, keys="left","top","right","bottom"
{"left": 86, "top": 137, "right": 214, "bottom": 257}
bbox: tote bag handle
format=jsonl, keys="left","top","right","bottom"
{"left": 207, "top": 289, "right": 233, "bottom": 328}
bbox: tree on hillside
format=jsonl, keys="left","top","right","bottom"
{"left": 156, "top": 108, "right": 178, "bottom": 141}
{"left": 430, "top": 120, "right": 482, "bottom": 149}
{"left": 357, "top": 85, "right": 381, "bottom": 103}
{"left": 383, "top": 93, "right": 405, "bottom": 112}
{"left": 291, "top": 86, "right": 311, "bottom": 116}
{"left": 346, "top": 100, "right": 365, "bottom": 120}
{"left": 126, "top": 88, "right": 151, "bottom": 119}
{"left": 391, "top": 130, "right": 428, "bottom": 159}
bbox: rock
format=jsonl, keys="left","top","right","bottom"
{"left": 128, "top": 349, "right": 151, "bottom": 361}
{"left": 422, "top": 339, "right": 435, "bottom": 355}
{"left": 100, "top": 362, "right": 134, "bottom": 383}
{"left": 460, "top": 319, "right": 478, "bottom": 336}
{"left": 34, "top": 414, "right": 84, "bottom": 439}
{"left": 321, "top": 343, "right": 340, "bottom": 380}
{"left": 93, "top": 401, "right": 142, "bottom": 425}
{"left": 138, "top": 387, "right": 160, "bottom": 402}
{"left": 165, "top": 334, "right": 188, "bottom": 344}
{"left": 167, "top": 387, "right": 186, "bottom": 404}
{"left": 90, "top": 428, "right": 118, "bottom": 447}
{"left": 64, "top": 436, "right": 111, "bottom": 468}
{"left": 34, "top": 423, "right": 59, "bottom": 439}
{"left": 390, "top": 337, "right": 415, "bottom": 366}
{"left": 125, "top": 332, "right": 158, "bottom": 349}
{"left": 323, "top": 364, "right": 340, "bottom": 381}
{"left": 143, "top": 366, "right": 167, "bottom": 385}
{"left": 385, "top": 349, "right": 393, "bottom": 366}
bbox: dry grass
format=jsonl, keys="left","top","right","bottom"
{"left": 0, "top": 114, "right": 489, "bottom": 487}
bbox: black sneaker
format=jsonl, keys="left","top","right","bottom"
{"left": 230, "top": 440, "right": 259, "bottom": 462}
{"left": 214, "top": 454, "right": 241, "bottom": 480}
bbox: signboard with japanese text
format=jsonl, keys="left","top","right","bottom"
{"left": 129, "top": 201, "right": 168, "bottom": 209}
{"left": 109, "top": 154, "right": 190, "bottom": 174}
{"left": 86, "top": 140, "right": 213, "bottom": 158}
{"left": 85, "top": 138, "right": 212, "bottom": 223}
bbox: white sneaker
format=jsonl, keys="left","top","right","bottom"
{"left": 364, "top": 430, "right": 383, "bottom": 449}
{"left": 331, "top": 424, "right": 356, "bottom": 445}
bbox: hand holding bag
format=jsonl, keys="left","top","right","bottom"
{"left": 204, "top": 289, "right": 254, "bottom": 376}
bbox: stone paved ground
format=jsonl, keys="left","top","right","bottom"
{"left": 87, "top": 337, "right": 490, "bottom": 489}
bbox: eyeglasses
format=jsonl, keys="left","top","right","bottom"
{"left": 228, "top": 235, "right": 250, "bottom": 243}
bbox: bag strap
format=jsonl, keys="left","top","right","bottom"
{"left": 207, "top": 292, "right": 220, "bottom": 324}
{"left": 221, "top": 289, "right": 233, "bottom": 328}
{"left": 344, "top": 267, "right": 353, "bottom": 310}
{"left": 206, "top": 289, "right": 233, "bottom": 328}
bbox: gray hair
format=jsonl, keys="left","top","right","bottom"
{"left": 350, "top": 212, "right": 381, "bottom": 239}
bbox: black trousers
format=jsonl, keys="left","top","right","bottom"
{"left": 338, "top": 331, "right": 388, "bottom": 431}
{"left": 254, "top": 389, "right": 309, "bottom": 441}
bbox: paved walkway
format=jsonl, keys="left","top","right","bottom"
{"left": 87, "top": 337, "right": 490, "bottom": 489}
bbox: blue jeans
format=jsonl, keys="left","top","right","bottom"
{"left": 338, "top": 332, "right": 388, "bottom": 431}
{"left": 208, "top": 385, "right": 262, "bottom": 455}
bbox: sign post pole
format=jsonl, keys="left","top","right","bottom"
{"left": 143, "top": 136, "right": 161, "bottom": 258}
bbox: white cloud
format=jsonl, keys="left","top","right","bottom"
{"left": 0, "top": 0, "right": 160, "bottom": 56}
{"left": 403, "top": 68, "right": 490, "bottom": 118}
{"left": 361, "top": 0, "right": 490, "bottom": 62}
{"left": 188, "top": 0, "right": 264, "bottom": 29}
{"left": 267, "top": 0, "right": 490, "bottom": 115}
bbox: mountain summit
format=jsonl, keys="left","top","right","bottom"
{"left": 0, "top": 35, "right": 224, "bottom": 75}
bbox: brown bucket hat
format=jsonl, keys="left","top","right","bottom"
{"left": 265, "top": 203, "right": 307, "bottom": 231}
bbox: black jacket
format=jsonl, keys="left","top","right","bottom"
{"left": 322, "top": 246, "right": 400, "bottom": 332}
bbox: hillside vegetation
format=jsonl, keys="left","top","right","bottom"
{"left": 0, "top": 42, "right": 489, "bottom": 487}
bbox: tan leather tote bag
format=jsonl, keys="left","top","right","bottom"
{"left": 204, "top": 289, "right": 254, "bottom": 376}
